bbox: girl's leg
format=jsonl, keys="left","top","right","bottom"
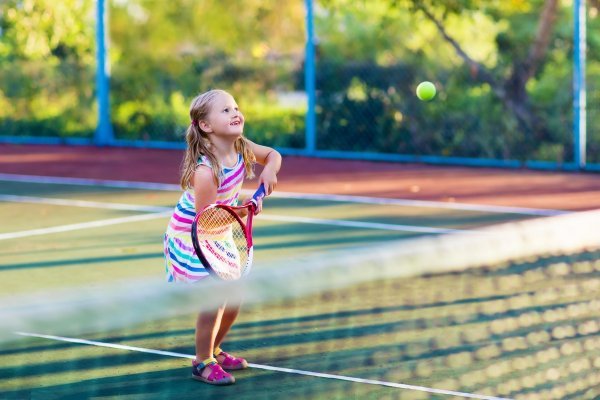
{"left": 214, "top": 302, "right": 241, "bottom": 348}
{"left": 195, "top": 305, "right": 225, "bottom": 378}
{"left": 213, "top": 302, "right": 248, "bottom": 370}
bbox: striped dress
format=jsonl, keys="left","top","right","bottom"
{"left": 163, "top": 154, "right": 246, "bottom": 282}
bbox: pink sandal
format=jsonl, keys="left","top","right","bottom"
{"left": 192, "top": 357, "right": 235, "bottom": 385}
{"left": 214, "top": 347, "right": 249, "bottom": 371}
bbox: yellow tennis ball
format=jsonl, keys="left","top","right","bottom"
{"left": 416, "top": 81, "right": 436, "bottom": 101}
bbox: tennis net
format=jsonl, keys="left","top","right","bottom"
{"left": 1, "top": 209, "right": 599, "bottom": 400}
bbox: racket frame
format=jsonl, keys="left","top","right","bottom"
{"left": 191, "top": 185, "right": 265, "bottom": 280}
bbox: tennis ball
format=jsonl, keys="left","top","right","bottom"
{"left": 416, "top": 81, "right": 436, "bottom": 101}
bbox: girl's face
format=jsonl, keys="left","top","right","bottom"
{"left": 201, "top": 92, "right": 245, "bottom": 137}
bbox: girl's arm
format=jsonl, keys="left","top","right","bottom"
{"left": 193, "top": 165, "right": 251, "bottom": 218}
{"left": 192, "top": 165, "right": 218, "bottom": 213}
{"left": 248, "top": 140, "right": 282, "bottom": 195}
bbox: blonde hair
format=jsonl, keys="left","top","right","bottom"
{"left": 180, "top": 89, "right": 256, "bottom": 189}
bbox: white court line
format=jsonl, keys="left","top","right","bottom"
{"left": 14, "top": 331, "right": 512, "bottom": 400}
{"left": 271, "top": 191, "right": 567, "bottom": 217}
{"left": 0, "top": 173, "right": 181, "bottom": 191}
{"left": 0, "top": 211, "right": 171, "bottom": 241}
{"left": 0, "top": 194, "right": 168, "bottom": 213}
{"left": 261, "top": 214, "right": 467, "bottom": 234}
{"left": 0, "top": 173, "right": 567, "bottom": 216}
{"left": 0, "top": 195, "right": 478, "bottom": 240}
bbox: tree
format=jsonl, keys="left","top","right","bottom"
{"left": 0, "top": 0, "right": 95, "bottom": 136}
{"left": 0, "top": 0, "right": 94, "bottom": 62}
{"left": 407, "top": 0, "right": 562, "bottom": 154}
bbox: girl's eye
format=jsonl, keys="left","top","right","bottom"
{"left": 223, "top": 108, "right": 230, "bottom": 113}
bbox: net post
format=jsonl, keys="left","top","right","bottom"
{"left": 95, "top": 0, "right": 114, "bottom": 146}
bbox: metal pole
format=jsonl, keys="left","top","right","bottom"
{"left": 573, "top": 0, "right": 586, "bottom": 168}
{"left": 304, "top": 0, "right": 317, "bottom": 154}
{"left": 95, "top": 0, "right": 113, "bottom": 145}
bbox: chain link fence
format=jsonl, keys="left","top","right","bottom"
{"left": 0, "top": 0, "right": 598, "bottom": 168}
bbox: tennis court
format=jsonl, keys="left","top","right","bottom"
{"left": 2, "top": 1, "right": 600, "bottom": 398}
{"left": 1, "top": 147, "right": 599, "bottom": 400}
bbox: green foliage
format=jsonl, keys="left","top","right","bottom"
{"left": 0, "top": 59, "right": 96, "bottom": 137}
{"left": 0, "top": 0, "right": 96, "bottom": 137}
{"left": 105, "top": 0, "right": 306, "bottom": 143}
{"left": 315, "top": 60, "right": 529, "bottom": 159}
{"left": 0, "top": 0, "right": 94, "bottom": 62}
{"left": 312, "top": 0, "right": 596, "bottom": 161}
{"left": 0, "top": 0, "right": 598, "bottom": 163}
{"left": 243, "top": 101, "right": 306, "bottom": 148}
{"left": 112, "top": 95, "right": 182, "bottom": 141}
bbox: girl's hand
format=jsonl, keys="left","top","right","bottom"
{"left": 239, "top": 195, "right": 263, "bottom": 216}
{"left": 259, "top": 168, "right": 278, "bottom": 196}
{"left": 251, "top": 196, "right": 263, "bottom": 215}
{"left": 247, "top": 141, "right": 281, "bottom": 196}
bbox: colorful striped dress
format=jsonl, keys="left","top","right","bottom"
{"left": 163, "top": 154, "right": 246, "bottom": 283}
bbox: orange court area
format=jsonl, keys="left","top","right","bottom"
{"left": 1, "top": 143, "right": 599, "bottom": 211}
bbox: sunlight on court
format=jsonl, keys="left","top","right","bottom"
{"left": 1, "top": 175, "right": 599, "bottom": 400}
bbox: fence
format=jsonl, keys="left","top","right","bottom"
{"left": 0, "top": 0, "right": 598, "bottom": 171}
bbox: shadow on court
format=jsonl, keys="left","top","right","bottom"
{"left": 1, "top": 353, "right": 401, "bottom": 400}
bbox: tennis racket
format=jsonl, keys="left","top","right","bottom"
{"left": 191, "top": 185, "right": 266, "bottom": 281}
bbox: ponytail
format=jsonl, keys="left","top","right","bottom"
{"left": 180, "top": 124, "right": 220, "bottom": 189}
{"left": 235, "top": 137, "right": 256, "bottom": 180}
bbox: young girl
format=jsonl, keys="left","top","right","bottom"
{"left": 164, "top": 89, "right": 281, "bottom": 385}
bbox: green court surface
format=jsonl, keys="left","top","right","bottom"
{"left": 0, "top": 178, "right": 590, "bottom": 400}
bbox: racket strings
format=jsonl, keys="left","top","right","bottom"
{"left": 195, "top": 208, "right": 237, "bottom": 238}
{"left": 195, "top": 207, "right": 250, "bottom": 279}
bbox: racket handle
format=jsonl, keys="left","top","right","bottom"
{"left": 249, "top": 184, "right": 266, "bottom": 208}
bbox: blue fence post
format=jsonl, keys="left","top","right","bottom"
{"left": 304, "top": 0, "right": 317, "bottom": 154}
{"left": 95, "top": 0, "right": 113, "bottom": 145}
{"left": 573, "top": 0, "right": 586, "bottom": 169}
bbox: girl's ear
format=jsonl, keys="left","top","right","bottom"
{"left": 199, "top": 120, "right": 212, "bottom": 133}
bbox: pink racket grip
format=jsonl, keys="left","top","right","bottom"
{"left": 248, "top": 184, "right": 266, "bottom": 209}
